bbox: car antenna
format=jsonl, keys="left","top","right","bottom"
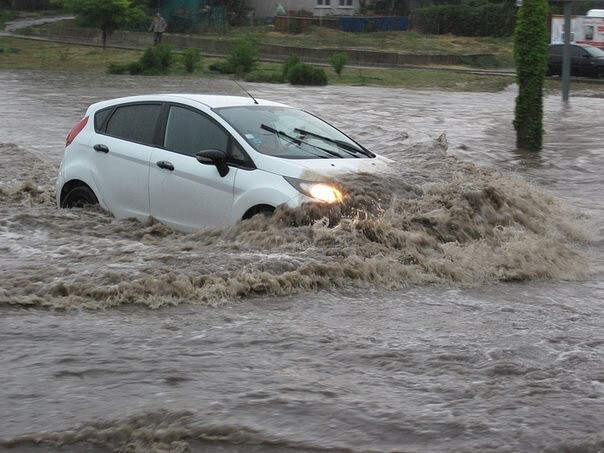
{"left": 234, "top": 80, "right": 258, "bottom": 104}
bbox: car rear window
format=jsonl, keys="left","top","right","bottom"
{"left": 104, "top": 103, "right": 162, "bottom": 145}
{"left": 94, "top": 108, "right": 112, "bottom": 131}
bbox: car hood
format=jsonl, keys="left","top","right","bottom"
{"left": 254, "top": 154, "right": 392, "bottom": 180}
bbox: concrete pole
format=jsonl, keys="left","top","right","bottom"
{"left": 562, "top": 0, "right": 572, "bottom": 101}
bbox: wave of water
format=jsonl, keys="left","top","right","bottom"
{"left": 0, "top": 136, "right": 594, "bottom": 310}
{"left": 1, "top": 74, "right": 603, "bottom": 452}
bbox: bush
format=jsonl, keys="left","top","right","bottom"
{"left": 127, "top": 61, "right": 145, "bottom": 75}
{"left": 208, "top": 61, "right": 233, "bottom": 74}
{"left": 244, "top": 69, "right": 286, "bottom": 84}
{"left": 287, "top": 63, "right": 327, "bottom": 86}
{"left": 107, "top": 62, "right": 144, "bottom": 74}
{"left": 209, "top": 37, "right": 259, "bottom": 76}
{"left": 225, "top": 36, "right": 259, "bottom": 75}
{"left": 182, "top": 48, "right": 201, "bottom": 73}
{"left": 282, "top": 55, "right": 301, "bottom": 78}
{"left": 107, "top": 62, "right": 129, "bottom": 74}
{"left": 140, "top": 44, "right": 173, "bottom": 74}
{"left": 330, "top": 52, "right": 348, "bottom": 76}
{"left": 107, "top": 46, "right": 172, "bottom": 75}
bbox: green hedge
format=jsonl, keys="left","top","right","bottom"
{"left": 513, "top": 0, "right": 548, "bottom": 151}
{"left": 107, "top": 44, "right": 173, "bottom": 75}
{"left": 287, "top": 63, "right": 327, "bottom": 85}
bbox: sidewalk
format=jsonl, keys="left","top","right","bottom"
{"left": 3, "top": 15, "right": 74, "bottom": 33}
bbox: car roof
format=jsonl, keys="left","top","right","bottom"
{"left": 551, "top": 43, "right": 595, "bottom": 49}
{"left": 87, "top": 93, "right": 288, "bottom": 112}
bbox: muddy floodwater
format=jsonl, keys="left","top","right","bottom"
{"left": 1, "top": 70, "right": 603, "bottom": 452}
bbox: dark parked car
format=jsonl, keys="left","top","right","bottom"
{"left": 547, "top": 43, "right": 604, "bottom": 78}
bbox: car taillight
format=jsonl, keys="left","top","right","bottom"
{"left": 66, "top": 116, "right": 89, "bottom": 147}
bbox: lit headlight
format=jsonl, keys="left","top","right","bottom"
{"left": 284, "top": 177, "right": 343, "bottom": 204}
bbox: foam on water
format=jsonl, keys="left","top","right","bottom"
{"left": 0, "top": 139, "right": 595, "bottom": 309}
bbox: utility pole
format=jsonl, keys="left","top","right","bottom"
{"left": 552, "top": 0, "right": 601, "bottom": 101}
{"left": 562, "top": 0, "right": 572, "bottom": 101}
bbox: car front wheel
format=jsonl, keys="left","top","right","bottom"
{"left": 243, "top": 204, "right": 275, "bottom": 220}
{"left": 61, "top": 186, "right": 98, "bottom": 208}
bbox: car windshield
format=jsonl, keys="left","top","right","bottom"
{"left": 215, "top": 105, "right": 374, "bottom": 159}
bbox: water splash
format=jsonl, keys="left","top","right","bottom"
{"left": 0, "top": 140, "right": 594, "bottom": 309}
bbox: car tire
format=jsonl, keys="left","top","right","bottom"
{"left": 61, "top": 186, "right": 98, "bottom": 208}
{"left": 243, "top": 204, "right": 275, "bottom": 220}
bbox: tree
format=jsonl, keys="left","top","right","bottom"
{"left": 330, "top": 52, "right": 348, "bottom": 77}
{"left": 53, "top": 0, "right": 148, "bottom": 49}
{"left": 513, "top": 0, "right": 549, "bottom": 151}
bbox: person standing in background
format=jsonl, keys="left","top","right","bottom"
{"left": 149, "top": 12, "right": 168, "bottom": 45}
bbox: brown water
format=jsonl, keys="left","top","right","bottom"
{"left": 1, "top": 70, "right": 603, "bottom": 452}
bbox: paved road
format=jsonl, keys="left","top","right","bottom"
{"left": 3, "top": 15, "right": 74, "bottom": 33}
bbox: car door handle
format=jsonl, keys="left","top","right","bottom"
{"left": 156, "top": 160, "right": 174, "bottom": 171}
{"left": 93, "top": 144, "right": 109, "bottom": 153}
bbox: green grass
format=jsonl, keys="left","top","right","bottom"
{"left": 202, "top": 26, "right": 516, "bottom": 69}
{"left": 220, "top": 26, "right": 513, "bottom": 55}
{"left": 1, "top": 35, "right": 602, "bottom": 96}
{"left": 27, "top": 18, "right": 516, "bottom": 68}
{"left": 243, "top": 59, "right": 516, "bottom": 91}
{"left": 0, "top": 36, "right": 514, "bottom": 91}
{"left": 0, "top": 37, "right": 141, "bottom": 72}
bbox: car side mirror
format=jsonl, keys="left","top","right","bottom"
{"left": 196, "top": 149, "right": 229, "bottom": 177}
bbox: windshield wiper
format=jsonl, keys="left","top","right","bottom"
{"left": 294, "top": 128, "right": 374, "bottom": 158}
{"left": 261, "top": 123, "right": 300, "bottom": 145}
{"left": 260, "top": 124, "right": 343, "bottom": 158}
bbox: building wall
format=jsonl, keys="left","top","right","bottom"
{"left": 248, "top": 0, "right": 359, "bottom": 20}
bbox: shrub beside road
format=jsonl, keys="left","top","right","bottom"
{"left": 1, "top": 16, "right": 602, "bottom": 95}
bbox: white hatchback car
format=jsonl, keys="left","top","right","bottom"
{"left": 56, "top": 94, "right": 388, "bottom": 233}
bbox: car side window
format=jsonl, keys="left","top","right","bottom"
{"left": 164, "top": 105, "right": 228, "bottom": 156}
{"left": 104, "top": 103, "right": 162, "bottom": 145}
{"left": 94, "top": 108, "right": 112, "bottom": 131}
